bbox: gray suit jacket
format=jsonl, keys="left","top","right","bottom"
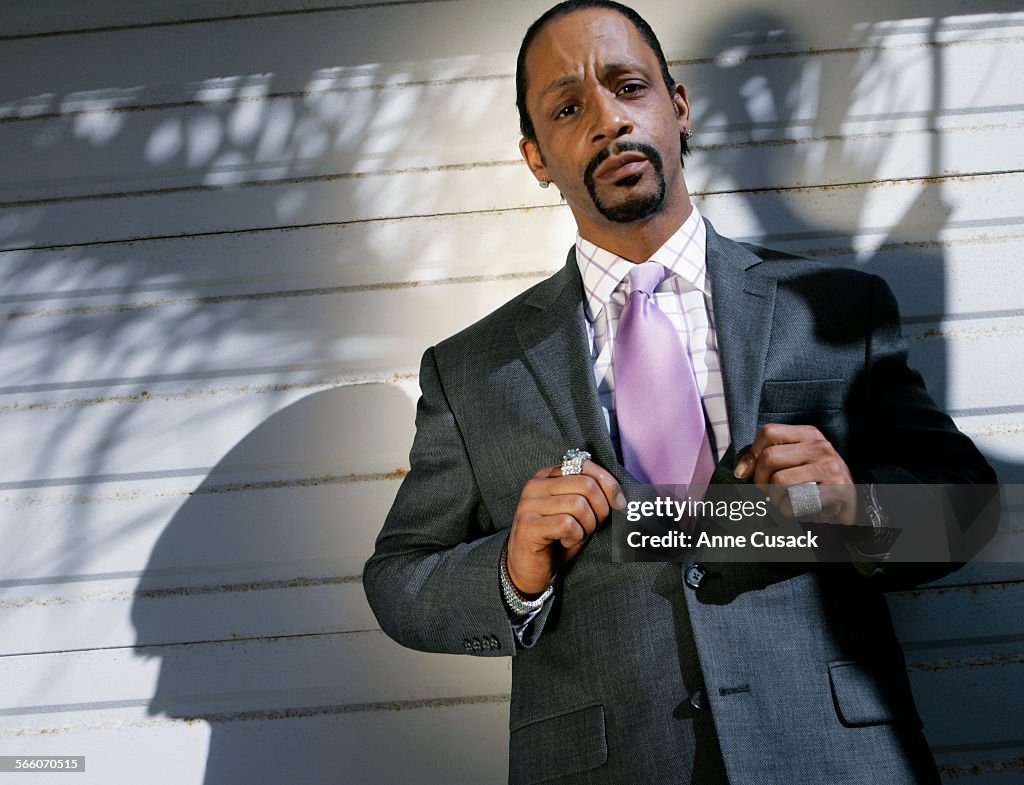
{"left": 364, "top": 220, "right": 995, "bottom": 785}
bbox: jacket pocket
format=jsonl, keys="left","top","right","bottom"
{"left": 828, "top": 660, "right": 923, "bottom": 728}
{"left": 760, "top": 378, "right": 846, "bottom": 414}
{"left": 509, "top": 704, "right": 607, "bottom": 785}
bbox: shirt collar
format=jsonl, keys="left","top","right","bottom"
{"left": 575, "top": 204, "right": 708, "bottom": 323}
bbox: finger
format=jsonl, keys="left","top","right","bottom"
{"left": 552, "top": 473, "right": 612, "bottom": 523}
{"left": 768, "top": 477, "right": 850, "bottom": 521}
{"left": 750, "top": 442, "right": 821, "bottom": 487}
{"left": 534, "top": 464, "right": 563, "bottom": 480}
{"left": 762, "top": 464, "right": 821, "bottom": 515}
{"left": 518, "top": 494, "right": 599, "bottom": 537}
{"left": 551, "top": 513, "right": 588, "bottom": 549}
{"left": 579, "top": 460, "right": 627, "bottom": 510}
{"left": 539, "top": 459, "right": 625, "bottom": 513}
{"left": 734, "top": 423, "right": 823, "bottom": 479}
{"left": 521, "top": 470, "right": 603, "bottom": 505}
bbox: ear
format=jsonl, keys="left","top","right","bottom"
{"left": 519, "top": 136, "right": 550, "bottom": 184}
{"left": 671, "top": 82, "right": 690, "bottom": 133}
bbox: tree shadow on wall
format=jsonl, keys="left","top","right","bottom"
{"left": 0, "top": 4, "right": 526, "bottom": 592}
{"left": 130, "top": 383, "right": 510, "bottom": 784}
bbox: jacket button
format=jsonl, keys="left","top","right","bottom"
{"left": 685, "top": 563, "right": 708, "bottom": 589}
{"left": 463, "top": 639, "right": 473, "bottom": 652}
{"left": 690, "top": 687, "right": 707, "bottom": 711}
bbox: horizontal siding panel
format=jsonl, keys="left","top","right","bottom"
{"left": 960, "top": 413, "right": 1024, "bottom": 478}
{"left": 910, "top": 641, "right": 1024, "bottom": 749}
{"left": 2, "top": 41, "right": 1020, "bottom": 200}
{"left": 0, "top": 476, "right": 403, "bottom": 584}
{"left": 921, "top": 561, "right": 1024, "bottom": 588}
{"left": 0, "top": 379, "right": 417, "bottom": 497}
{"left": 0, "top": 3, "right": 521, "bottom": 112}
{"left": 0, "top": 699, "right": 509, "bottom": 785}
{"left": 0, "top": 631, "right": 511, "bottom": 724}
{"left": 889, "top": 580, "right": 1024, "bottom": 646}
{"left": 0, "top": 276, "right": 535, "bottom": 391}
{"left": 1, "top": 581, "right": 378, "bottom": 656}
{"left": 0, "top": 0, "right": 395, "bottom": 39}
{"left": 2, "top": 4, "right": 1020, "bottom": 115}
{"left": 905, "top": 319, "right": 1024, "bottom": 413}
{"left": 0, "top": 208, "right": 573, "bottom": 303}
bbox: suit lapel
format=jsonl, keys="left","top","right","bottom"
{"left": 515, "top": 250, "right": 620, "bottom": 476}
{"left": 705, "top": 219, "right": 777, "bottom": 464}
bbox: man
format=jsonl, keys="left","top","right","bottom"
{"left": 363, "top": 2, "right": 996, "bottom": 783}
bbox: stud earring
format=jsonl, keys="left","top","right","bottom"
{"left": 538, "top": 179, "right": 551, "bottom": 188}
{"left": 683, "top": 128, "right": 694, "bottom": 140}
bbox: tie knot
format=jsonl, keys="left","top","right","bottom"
{"left": 627, "top": 261, "right": 667, "bottom": 298}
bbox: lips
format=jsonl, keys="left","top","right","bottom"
{"left": 592, "top": 151, "right": 649, "bottom": 182}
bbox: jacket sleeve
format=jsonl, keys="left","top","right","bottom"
{"left": 362, "top": 346, "right": 554, "bottom": 655}
{"left": 846, "top": 275, "right": 1000, "bottom": 584}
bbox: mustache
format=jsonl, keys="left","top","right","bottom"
{"left": 583, "top": 141, "right": 662, "bottom": 182}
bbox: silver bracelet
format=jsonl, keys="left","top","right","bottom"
{"left": 500, "top": 541, "right": 553, "bottom": 616}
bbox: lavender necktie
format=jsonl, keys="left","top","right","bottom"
{"left": 613, "top": 262, "right": 715, "bottom": 488}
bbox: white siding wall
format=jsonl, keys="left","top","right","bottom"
{"left": 0, "top": 1, "right": 1021, "bottom": 782}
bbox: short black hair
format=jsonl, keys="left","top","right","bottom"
{"left": 516, "top": 1, "right": 681, "bottom": 150}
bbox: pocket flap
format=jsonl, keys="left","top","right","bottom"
{"left": 828, "top": 660, "right": 921, "bottom": 728}
{"left": 509, "top": 704, "right": 607, "bottom": 785}
{"left": 760, "top": 378, "right": 846, "bottom": 413}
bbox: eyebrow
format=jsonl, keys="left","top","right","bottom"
{"left": 540, "top": 61, "right": 636, "bottom": 98}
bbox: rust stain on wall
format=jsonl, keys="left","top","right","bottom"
{"left": 937, "top": 755, "right": 1024, "bottom": 779}
{"left": 0, "top": 573, "right": 364, "bottom": 609}
{"left": 907, "top": 651, "right": 1024, "bottom": 672}
{"left": 3, "top": 268, "right": 554, "bottom": 321}
{"left": 2, "top": 693, "right": 511, "bottom": 736}
{"left": 3, "top": 467, "right": 408, "bottom": 508}
{"left": 0, "top": 371, "right": 417, "bottom": 415}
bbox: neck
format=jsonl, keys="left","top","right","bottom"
{"left": 575, "top": 185, "right": 694, "bottom": 263}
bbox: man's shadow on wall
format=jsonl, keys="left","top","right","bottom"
{"left": 129, "top": 383, "right": 509, "bottom": 784}
{"left": 694, "top": 9, "right": 1022, "bottom": 490}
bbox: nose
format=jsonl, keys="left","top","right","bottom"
{"left": 590, "top": 90, "right": 633, "bottom": 144}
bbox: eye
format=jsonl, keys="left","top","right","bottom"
{"left": 617, "top": 82, "right": 646, "bottom": 96}
{"left": 554, "top": 103, "right": 579, "bottom": 120}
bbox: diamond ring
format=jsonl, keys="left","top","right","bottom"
{"left": 561, "top": 448, "right": 591, "bottom": 476}
{"left": 788, "top": 481, "right": 822, "bottom": 517}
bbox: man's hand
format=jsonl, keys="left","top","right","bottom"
{"left": 506, "top": 460, "right": 626, "bottom": 596}
{"left": 734, "top": 424, "right": 857, "bottom": 526}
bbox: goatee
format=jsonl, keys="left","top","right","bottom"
{"left": 583, "top": 141, "right": 666, "bottom": 223}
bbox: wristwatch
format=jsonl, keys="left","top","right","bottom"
{"left": 851, "top": 483, "right": 898, "bottom": 560}
{"left": 860, "top": 482, "right": 888, "bottom": 531}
